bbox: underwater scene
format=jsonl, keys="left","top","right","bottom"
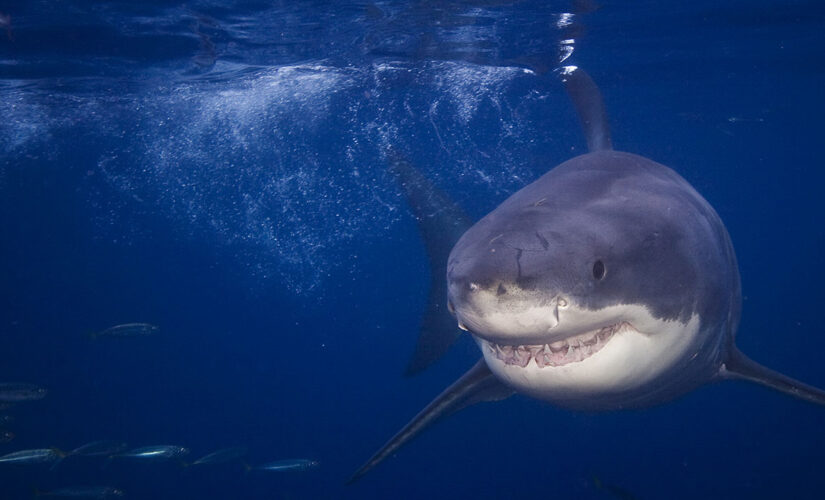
{"left": 1, "top": 1, "right": 824, "bottom": 498}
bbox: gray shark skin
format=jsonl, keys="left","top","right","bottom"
{"left": 348, "top": 67, "right": 825, "bottom": 483}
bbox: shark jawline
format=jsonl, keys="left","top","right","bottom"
{"left": 483, "top": 322, "right": 633, "bottom": 368}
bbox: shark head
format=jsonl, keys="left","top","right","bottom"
{"left": 447, "top": 151, "right": 740, "bottom": 408}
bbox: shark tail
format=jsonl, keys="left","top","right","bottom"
{"left": 721, "top": 347, "right": 825, "bottom": 405}
{"left": 347, "top": 359, "right": 513, "bottom": 484}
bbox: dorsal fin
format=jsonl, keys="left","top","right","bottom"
{"left": 386, "top": 148, "right": 474, "bottom": 375}
{"left": 721, "top": 347, "right": 825, "bottom": 405}
{"left": 557, "top": 65, "right": 613, "bottom": 152}
{"left": 347, "top": 359, "right": 513, "bottom": 483}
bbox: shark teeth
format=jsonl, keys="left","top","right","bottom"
{"left": 487, "top": 322, "right": 628, "bottom": 368}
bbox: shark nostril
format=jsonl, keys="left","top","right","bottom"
{"left": 496, "top": 284, "right": 507, "bottom": 296}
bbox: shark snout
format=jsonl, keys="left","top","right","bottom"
{"left": 447, "top": 227, "right": 571, "bottom": 340}
{"left": 448, "top": 279, "right": 567, "bottom": 342}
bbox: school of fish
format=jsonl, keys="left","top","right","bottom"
{"left": 0, "top": 323, "right": 319, "bottom": 497}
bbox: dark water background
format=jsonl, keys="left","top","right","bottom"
{"left": 1, "top": 1, "right": 824, "bottom": 498}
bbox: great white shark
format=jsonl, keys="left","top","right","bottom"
{"left": 348, "top": 66, "right": 825, "bottom": 483}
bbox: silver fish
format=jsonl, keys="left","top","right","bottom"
{"left": 254, "top": 459, "right": 319, "bottom": 472}
{"left": 0, "top": 414, "right": 13, "bottom": 425}
{"left": 36, "top": 485, "right": 124, "bottom": 498}
{"left": 0, "top": 448, "right": 64, "bottom": 464}
{"left": 68, "top": 441, "right": 128, "bottom": 457}
{"left": 0, "top": 382, "right": 47, "bottom": 402}
{"left": 91, "top": 323, "right": 158, "bottom": 339}
{"left": 191, "top": 447, "right": 247, "bottom": 466}
{"left": 115, "top": 445, "right": 188, "bottom": 460}
{"left": 52, "top": 441, "right": 129, "bottom": 470}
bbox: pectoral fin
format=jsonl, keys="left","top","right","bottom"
{"left": 347, "top": 359, "right": 512, "bottom": 484}
{"left": 721, "top": 347, "right": 825, "bottom": 405}
{"left": 386, "top": 148, "right": 474, "bottom": 375}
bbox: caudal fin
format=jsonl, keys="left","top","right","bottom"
{"left": 385, "top": 148, "right": 474, "bottom": 375}
{"left": 721, "top": 347, "right": 825, "bottom": 406}
{"left": 49, "top": 454, "right": 66, "bottom": 471}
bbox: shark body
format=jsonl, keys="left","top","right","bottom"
{"left": 349, "top": 67, "right": 825, "bottom": 483}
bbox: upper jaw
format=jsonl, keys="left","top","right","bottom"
{"left": 453, "top": 297, "right": 651, "bottom": 359}
{"left": 477, "top": 321, "right": 632, "bottom": 369}
{"left": 464, "top": 319, "right": 619, "bottom": 345}
{"left": 455, "top": 302, "right": 627, "bottom": 346}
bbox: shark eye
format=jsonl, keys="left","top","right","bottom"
{"left": 592, "top": 260, "right": 606, "bottom": 280}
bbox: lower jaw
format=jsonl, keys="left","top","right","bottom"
{"left": 484, "top": 322, "right": 629, "bottom": 368}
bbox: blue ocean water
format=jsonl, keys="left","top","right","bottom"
{"left": 0, "top": 0, "right": 824, "bottom": 498}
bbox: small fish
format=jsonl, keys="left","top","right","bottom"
{"left": 191, "top": 447, "right": 247, "bottom": 466}
{"left": 91, "top": 323, "right": 158, "bottom": 339}
{"left": 68, "top": 441, "right": 128, "bottom": 457}
{"left": 0, "top": 430, "right": 14, "bottom": 443}
{"left": 0, "top": 448, "right": 64, "bottom": 464}
{"left": 35, "top": 485, "right": 124, "bottom": 498}
{"left": 115, "top": 445, "right": 188, "bottom": 460}
{"left": 253, "top": 459, "right": 319, "bottom": 472}
{"left": 50, "top": 441, "right": 129, "bottom": 470}
{"left": 0, "top": 382, "right": 47, "bottom": 402}
{"left": 0, "top": 414, "right": 13, "bottom": 425}
{"left": 727, "top": 116, "right": 765, "bottom": 123}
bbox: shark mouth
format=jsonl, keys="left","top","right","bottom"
{"left": 485, "top": 322, "right": 630, "bottom": 368}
